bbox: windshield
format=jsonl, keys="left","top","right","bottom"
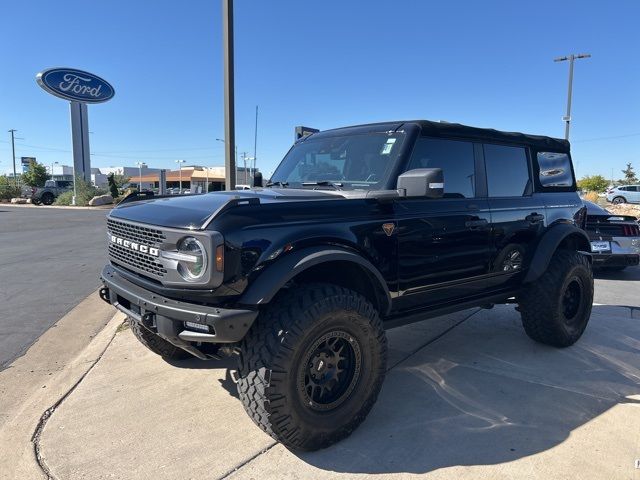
{"left": 269, "top": 132, "right": 406, "bottom": 190}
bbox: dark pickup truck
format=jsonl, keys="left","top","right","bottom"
{"left": 99, "top": 120, "right": 593, "bottom": 451}
{"left": 21, "top": 179, "right": 73, "bottom": 205}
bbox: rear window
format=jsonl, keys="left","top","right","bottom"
{"left": 484, "top": 144, "right": 530, "bottom": 197}
{"left": 537, "top": 152, "right": 573, "bottom": 187}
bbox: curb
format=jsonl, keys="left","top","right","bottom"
{"left": 0, "top": 203, "right": 113, "bottom": 210}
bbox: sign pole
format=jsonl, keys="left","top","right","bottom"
{"left": 222, "top": 0, "right": 236, "bottom": 190}
{"left": 69, "top": 102, "right": 91, "bottom": 183}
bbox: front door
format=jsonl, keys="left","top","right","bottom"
{"left": 395, "top": 137, "right": 492, "bottom": 311}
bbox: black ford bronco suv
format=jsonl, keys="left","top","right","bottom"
{"left": 100, "top": 120, "right": 593, "bottom": 451}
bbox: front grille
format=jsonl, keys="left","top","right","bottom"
{"left": 107, "top": 218, "right": 166, "bottom": 243}
{"left": 107, "top": 218, "right": 167, "bottom": 278}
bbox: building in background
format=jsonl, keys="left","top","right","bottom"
{"left": 137, "top": 166, "right": 257, "bottom": 192}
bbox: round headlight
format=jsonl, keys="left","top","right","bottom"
{"left": 177, "top": 237, "right": 207, "bottom": 281}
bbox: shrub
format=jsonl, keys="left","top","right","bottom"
{"left": 583, "top": 191, "right": 598, "bottom": 203}
{"left": 0, "top": 176, "right": 21, "bottom": 200}
{"left": 53, "top": 177, "right": 107, "bottom": 206}
{"left": 54, "top": 191, "right": 74, "bottom": 205}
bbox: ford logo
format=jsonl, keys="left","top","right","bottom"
{"left": 36, "top": 68, "right": 115, "bottom": 104}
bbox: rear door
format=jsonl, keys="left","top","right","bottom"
{"left": 481, "top": 143, "right": 545, "bottom": 288}
{"left": 395, "top": 137, "right": 492, "bottom": 310}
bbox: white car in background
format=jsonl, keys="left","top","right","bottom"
{"left": 606, "top": 185, "right": 640, "bottom": 204}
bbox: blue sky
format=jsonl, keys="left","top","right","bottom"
{"left": 1, "top": 0, "right": 639, "bottom": 180}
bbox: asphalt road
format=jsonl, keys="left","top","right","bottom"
{"left": 0, "top": 206, "right": 109, "bottom": 369}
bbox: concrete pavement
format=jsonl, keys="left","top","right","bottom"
{"left": 0, "top": 294, "right": 122, "bottom": 480}
{"left": 34, "top": 304, "right": 640, "bottom": 480}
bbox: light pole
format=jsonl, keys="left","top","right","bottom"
{"left": 8, "top": 129, "right": 17, "bottom": 185}
{"left": 246, "top": 156, "right": 255, "bottom": 185}
{"left": 554, "top": 53, "right": 591, "bottom": 140}
{"left": 222, "top": 0, "right": 236, "bottom": 191}
{"left": 50, "top": 161, "right": 59, "bottom": 179}
{"left": 135, "top": 162, "right": 144, "bottom": 191}
{"left": 175, "top": 159, "right": 185, "bottom": 193}
{"left": 216, "top": 138, "right": 238, "bottom": 187}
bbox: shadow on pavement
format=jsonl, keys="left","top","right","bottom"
{"left": 165, "top": 355, "right": 239, "bottom": 398}
{"left": 290, "top": 304, "right": 640, "bottom": 475}
{"left": 594, "top": 265, "right": 640, "bottom": 281}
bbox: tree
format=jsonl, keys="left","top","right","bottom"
{"left": 107, "top": 173, "right": 120, "bottom": 198}
{"left": 621, "top": 163, "right": 637, "bottom": 185}
{"left": 111, "top": 174, "right": 130, "bottom": 189}
{"left": 21, "top": 160, "right": 49, "bottom": 187}
{"left": 577, "top": 174, "right": 608, "bottom": 193}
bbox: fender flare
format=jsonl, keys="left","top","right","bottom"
{"left": 524, "top": 223, "right": 592, "bottom": 283}
{"left": 239, "top": 246, "right": 392, "bottom": 314}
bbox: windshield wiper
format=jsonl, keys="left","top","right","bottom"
{"left": 301, "top": 181, "right": 343, "bottom": 190}
{"left": 265, "top": 181, "right": 289, "bottom": 188}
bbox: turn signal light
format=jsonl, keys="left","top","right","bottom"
{"left": 215, "top": 245, "right": 224, "bottom": 272}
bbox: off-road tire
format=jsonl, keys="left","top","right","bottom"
{"left": 41, "top": 192, "right": 55, "bottom": 205}
{"left": 236, "top": 283, "right": 387, "bottom": 451}
{"left": 518, "top": 249, "right": 593, "bottom": 347}
{"left": 128, "top": 317, "right": 191, "bottom": 360}
{"left": 612, "top": 196, "right": 626, "bottom": 204}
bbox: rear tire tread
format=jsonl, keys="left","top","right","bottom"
{"left": 518, "top": 249, "right": 593, "bottom": 347}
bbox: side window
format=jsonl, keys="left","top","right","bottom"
{"left": 537, "top": 152, "right": 574, "bottom": 187}
{"left": 484, "top": 144, "right": 530, "bottom": 197}
{"left": 407, "top": 137, "right": 475, "bottom": 198}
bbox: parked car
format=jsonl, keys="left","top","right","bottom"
{"left": 583, "top": 201, "right": 640, "bottom": 271}
{"left": 99, "top": 120, "right": 594, "bottom": 451}
{"left": 21, "top": 180, "right": 73, "bottom": 205}
{"left": 606, "top": 185, "right": 640, "bottom": 204}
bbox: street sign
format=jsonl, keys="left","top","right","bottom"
{"left": 36, "top": 68, "right": 115, "bottom": 103}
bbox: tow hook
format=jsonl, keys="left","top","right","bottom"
{"left": 98, "top": 287, "right": 111, "bottom": 304}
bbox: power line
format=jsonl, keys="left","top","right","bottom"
{"left": 572, "top": 132, "right": 640, "bottom": 143}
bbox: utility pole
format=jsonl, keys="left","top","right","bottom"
{"left": 8, "top": 129, "right": 17, "bottom": 185}
{"left": 554, "top": 53, "right": 591, "bottom": 140}
{"left": 222, "top": 0, "right": 236, "bottom": 190}
{"left": 253, "top": 105, "right": 258, "bottom": 167}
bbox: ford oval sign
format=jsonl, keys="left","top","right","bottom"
{"left": 36, "top": 68, "right": 115, "bottom": 104}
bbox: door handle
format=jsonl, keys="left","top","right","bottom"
{"left": 465, "top": 219, "right": 488, "bottom": 228}
{"left": 525, "top": 213, "right": 544, "bottom": 223}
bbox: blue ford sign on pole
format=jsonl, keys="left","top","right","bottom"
{"left": 36, "top": 68, "right": 115, "bottom": 103}
{"left": 36, "top": 68, "right": 114, "bottom": 202}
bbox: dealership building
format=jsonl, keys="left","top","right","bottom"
{"left": 136, "top": 166, "right": 257, "bottom": 192}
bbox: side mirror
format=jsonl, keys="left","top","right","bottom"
{"left": 253, "top": 171, "right": 263, "bottom": 188}
{"left": 397, "top": 168, "right": 444, "bottom": 198}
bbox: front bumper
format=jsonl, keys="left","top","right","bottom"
{"left": 100, "top": 265, "right": 258, "bottom": 357}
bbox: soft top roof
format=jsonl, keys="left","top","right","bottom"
{"left": 309, "top": 120, "right": 569, "bottom": 153}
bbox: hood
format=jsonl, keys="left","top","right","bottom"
{"left": 108, "top": 188, "right": 342, "bottom": 229}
